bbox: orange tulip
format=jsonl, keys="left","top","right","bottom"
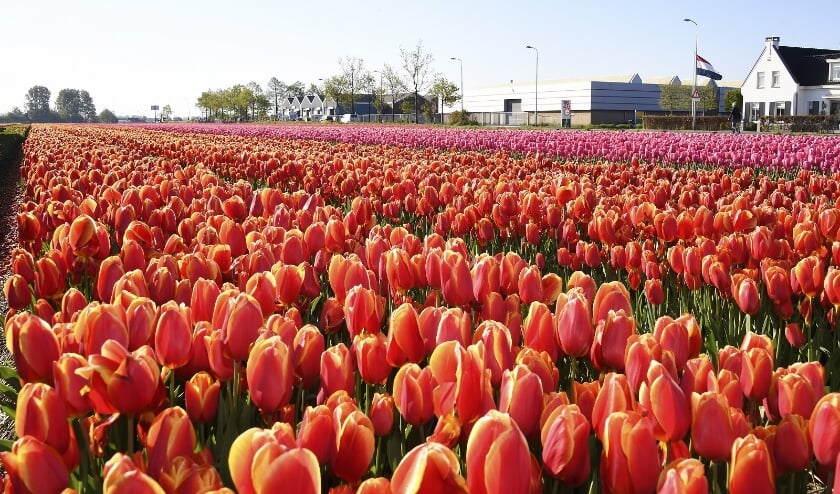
{"left": 185, "top": 371, "right": 220, "bottom": 423}
{"left": 555, "top": 287, "right": 593, "bottom": 358}
{"left": 78, "top": 339, "right": 165, "bottom": 415}
{"left": 385, "top": 248, "right": 415, "bottom": 294}
{"left": 732, "top": 273, "right": 760, "bottom": 315}
{"left": 656, "top": 458, "right": 707, "bottom": 494}
{"left": 600, "top": 410, "right": 660, "bottom": 494}
{"left": 357, "top": 477, "right": 392, "bottom": 494}
{"left": 157, "top": 455, "right": 224, "bottom": 493}
{"left": 518, "top": 265, "right": 543, "bottom": 305}
{"left": 465, "top": 410, "right": 533, "bottom": 494}
{"left": 429, "top": 341, "right": 495, "bottom": 426}
{"left": 739, "top": 347, "right": 773, "bottom": 402}
{"left": 154, "top": 301, "right": 193, "bottom": 369}
{"left": 471, "top": 254, "right": 501, "bottom": 303}
{"left": 498, "top": 365, "right": 544, "bottom": 439}
{"left": 214, "top": 291, "right": 263, "bottom": 361}
{"left": 15, "top": 382, "right": 70, "bottom": 456}
{"left": 592, "top": 281, "right": 631, "bottom": 326}
{"left": 522, "top": 301, "right": 560, "bottom": 362}
{"left": 295, "top": 404, "right": 334, "bottom": 464}
{"left": 639, "top": 362, "right": 689, "bottom": 442}
{"left": 3, "top": 273, "right": 31, "bottom": 310}
{"left": 391, "top": 442, "right": 468, "bottom": 494}
{"left": 251, "top": 444, "right": 321, "bottom": 494}
{"left": 591, "top": 309, "right": 636, "bottom": 372}
{"left": 246, "top": 335, "right": 294, "bottom": 414}
{"left": 439, "top": 249, "right": 475, "bottom": 306}
{"left": 808, "top": 392, "right": 840, "bottom": 466}
{"left": 591, "top": 373, "right": 636, "bottom": 439}
{"left": 52, "top": 353, "right": 92, "bottom": 417}
{"left": 102, "top": 452, "right": 166, "bottom": 493}
{"left": 370, "top": 392, "right": 395, "bottom": 436}
{"left": 34, "top": 255, "right": 64, "bottom": 300}
{"left": 392, "top": 363, "right": 435, "bottom": 427}
{"left": 190, "top": 278, "right": 221, "bottom": 324}
{"left": 791, "top": 255, "right": 824, "bottom": 299}
{"left": 541, "top": 404, "right": 591, "bottom": 486}
{"left": 74, "top": 302, "right": 130, "bottom": 357}
{"left": 353, "top": 332, "right": 391, "bottom": 385}
{"left": 318, "top": 343, "right": 355, "bottom": 404}
{"left": 4, "top": 312, "right": 60, "bottom": 384}
{"left": 690, "top": 391, "right": 739, "bottom": 461}
{"left": 729, "top": 434, "right": 775, "bottom": 494}
{"left": 293, "top": 324, "right": 325, "bottom": 390}
{"left": 330, "top": 403, "right": 375, "bottom": 483}
{"left": 644, "top": 278, "right": 664, "bottom": 305}
{"left": 145, "top": 406, "right": 197, "bottom": 479}
{"left": 773, "top": 414, "right": 811, "bottom": 473}
{"left": 387, "top": 302, "right": 426, "bottom": 366}
{"left": 0, "top": 436, "right": 70, "bottom": 494}
{"left": 345, "top": 285, "right": 385, "bottom": 339}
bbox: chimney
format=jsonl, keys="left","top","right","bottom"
{"left": 765, "top": 36, "right": 779, "bottom": 60}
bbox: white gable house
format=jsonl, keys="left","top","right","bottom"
{"left": 741, "top": 36, "right": 840, "bottom": 122}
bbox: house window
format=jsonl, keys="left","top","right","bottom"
{"left": 756, "top": 72, "right": 765, "bottom": 89}
{"left": 771, "top": 71, "right": 780, "bottom": 87}
{"left": 749, "top": 102, "right": 762, "bottom": 121}
{"left": 808, "top": 101, "right": 822, "bottom": 115}
{"left": 772, "top": 101, "right": 789, "bottom": 116}
{"left": 831, "top": 62, "right": 840, "bottom": 82}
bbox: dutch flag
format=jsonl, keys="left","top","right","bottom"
{"left": 696, "top": 55, "right": 722, "bottom": 81}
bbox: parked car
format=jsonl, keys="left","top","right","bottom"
{"left": 320, "top": 115, "right": 334, "bottom": 122}
{"left": 339, "top": 114, "right": 359, "bottom": 123}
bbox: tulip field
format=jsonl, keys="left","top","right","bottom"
{"left": 4, "top": 123, "right": 840, "bottom": 493}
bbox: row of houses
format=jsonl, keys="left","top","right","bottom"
{"left": 275, "top": 93, "right": 436, "bottom": 121}
{"left": 455, "top": 36, "right": 840, "bottom": 126}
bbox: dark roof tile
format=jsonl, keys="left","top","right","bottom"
{"left": 777, "top": 46, "right": 840, "bottom": 86}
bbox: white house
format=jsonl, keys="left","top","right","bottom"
{"left": 740, "top": 36, "right": 840, "bottom": 121}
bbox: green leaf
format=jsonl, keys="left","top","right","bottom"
{"left": 0, "top": 438, "right": 14, "bottom": 453}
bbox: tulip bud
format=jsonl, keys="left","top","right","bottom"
{"left": 391, "top": 442, "right": 468, "bottom": 494}
{"left": 808, "top": 392, "right": 840, "bottom": 466}
{"left": 466, "top": 410, "right": 533, "bottom": 494}
{"left": 657, "top": 458, "right": 707, "bottom": 494}
{"left": 370, "top": 393, "right": 395, "bottom": 437}
{"left": 541, "top": 404, "right": 591, "bottom": 486}
{"left": 729, "top": 434, "right": 775, "bottom": 494}
{"left": 185, "top": 371, "right": 220, "bottom": 423}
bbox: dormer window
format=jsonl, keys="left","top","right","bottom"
{"left": 830, "top": 61, "right": 840, "bottom": 82}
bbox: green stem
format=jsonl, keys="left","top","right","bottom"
{"left": 72, "top": 418, "right": 89, "bottom": 494}
{"left": 126, "top": 414, "right": 135, "bottom": 456}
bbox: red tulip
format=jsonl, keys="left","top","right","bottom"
{"left": 4, "top": 312, "right": 60, "bottom": 384}
{"left": 591, "top": 309, "right": 636, "bottom": 372}
{"left": 297, "top": 404, "right": 336, "bottom": 464}
{"left": 353, "top": 332, "right": 391, "bottom": 385}
{"left": 345, "top": 285, "right": 385, "bottom": 339}
{"left": 591, "top": 281, "right": 631, "bottom": 325}
{"left": 739, "top": 347, "right": 773, "bottom": 402}
{"left": 102, "top": 452, "right": 166, "bottom": 493}
{"left": 385, "top": 248, "right": 415, "bottom": 293}
{"left": 656, "top": 458, "right": 707, "bottom": 494}
{"left": 555, "top": 288, "right": 593, "bottom": 358}
{"left": 518, "top": 265, "right": 543, "bottom": 305}
{"left": 729, "top": 434, "right": 775, "bottom": 494}
{"left": 387, "top": 302, "right": 426, "bottom": 366}
{"left": 600, "top": 410, "right": 660, "bottom": 494}
{"left": 0, "top": 436, "right": 70, "bottom": 494}
{"left": 331, "top": 403, "right": 375, "bottom": 483}
{"left": 541, "top": 404, "right": 591, "bottom": 486}
{"left": 439, "top": 249, "right": 475, "bottom": 306}
{"left": 591, "top": 372, "right": 636, "bottom": 439}
{"left": 791, "top": 255, "right": 824, "bottom": 299}
{"left": 185, "top": 371, "right": 220, "bottom": 423}
{"left": 293, "top": 324, "right": 325, "bottom": 390}
{"left": 466, "top": 410, "right": 534, "bottom": 494}
{"left": 214, "top": 291, "right": 263, "bottom": 361}
{"left": 358, "top": 477, "right": 392, "bottom": 494}
{"left": 429, "top": 341, "right": 495, "bottom": 426}
{"left": 77, "top": 339, "right": 165, "bottom": 415}
{"left": 498, "top": 364, "right": 544, "bottom": 439}
{"left": 154, "top": 301, "right": 193, "bottom": 369}
{"left": 393, "top": 363, "right": 435, "bottom": 427}
{"left": 15, "top": 382, "right": 71, "bottom": 455}
{"left": 52, "top": 353, "right": 92, "bottom": 417}
{"left": 391, "top": 442, "right": 468, "bottom": 494}
{"left": 370, "top": 392, "right": 395, "bottom": 436}
{"left": 774, "top": 414, "right": 811, "bottom": 473}
{"left": 732, "top": 273, "right": 760, "bottom": 315}
{"left": 247, "top": 335, "right": 294, "bottom": 414}
{"left": 3, "top": 274, "right": 31, "bottom": 310}
{"left": 251, "top": 444, "right": 321, "bottom": 494}
{"left": 74, "top": 302, "right": 130, "bottom": 357}
{"left": 690, "top": 391, "right": 739, "bottom": 461}
{"left": 157, "top": 455, "right": 224, "bottom": 493}
{"left": 145, "top": 406, "right": 197, "bottom": 479}
{"left": 808, "top": 392, "right": 840, "bottom": 466}
{"left": 639, "top": 362, "right": 690, "bottom": 442}
{"left": 318, "top": 343, "right": 355, "bottom": 404}
{"left": 471, "top": 254, "right": 501, "bottom": 303}
{"left": 34, "top": 255, "right": 64, "bottom": 300}
{"left": 522, "top": 301, "right": 560, "bottom": 362}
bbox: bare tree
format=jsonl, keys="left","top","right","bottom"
{"left": 381, "top": 64, "right": 405, "bottom": 121}
{"left": 400, "top": 40, "right": 434, "bottom": 123}
{"left": 267, "top": 77, "right": 287, "bottom": 119}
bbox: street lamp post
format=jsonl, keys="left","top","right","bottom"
{"left": 450, "top": 57, "right": 464, "bottom": 112}
{"left": 684, "top": 18, "right": 698, "bottom": 131}
{"left": 373, "top": 70, "right": 383, "bottom": 122}
{"left": 525, "top": 45, "right": 539, "bottom": 126}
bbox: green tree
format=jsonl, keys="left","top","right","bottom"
{"left": 56, "top": 89, "right": 84, "bottom": 122}
{"left": 160, "top": 104, "right": 173, "bottom": 121}
{"left": 287, "top": 81, "right": 305, "bottom": 99}
{"left": 659, "top": 84, "right": 688, "bottom": 114}
{"left": 724, "top": 88, "right": 743, "bottom": 113}
{"left": 79, "top": 90, "right": 96, "bottom": 122}
{"left": 429, "top": 75, "right": 460, "bottom": 122}
{"left": 99, "top": 109, "right": 118, "bottom": 123}
{"left": 400, "top": 40, "right": 434, "bottom": 123}
{"left": 267, "top": 77, "right": 287, "bottom": 119}
{"left": 25, "top": 86, "right": 51, "bottom": 122}
{"left": 324, "top": 57, "right": 371, "bottom": 115}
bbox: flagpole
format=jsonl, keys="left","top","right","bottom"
{"left": 684, "top": 18, "right": 698, "bottom": 131}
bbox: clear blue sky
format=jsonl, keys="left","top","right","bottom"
{"left": 2, "top": 0, "right": 838, "bottom": 118}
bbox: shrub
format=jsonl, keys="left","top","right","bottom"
{"left": 448, "top": 110, "right": 479, "bottom": 126}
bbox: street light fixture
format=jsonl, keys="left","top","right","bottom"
{"left": 683, "top": 18, "right": 698, "bottom": 131}
{"left": 525, "top": 45, "right": 539, "bottom": 126}
{"left": 450, "top": 57, "right": 464, "bottom": 112}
